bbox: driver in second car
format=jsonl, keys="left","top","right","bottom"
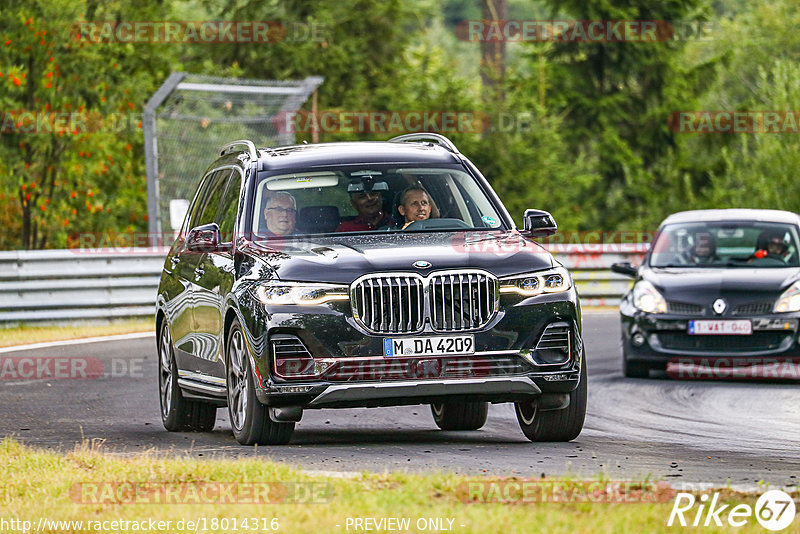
{"left": 398, "top": 186, "right": 431, "bottom": 229}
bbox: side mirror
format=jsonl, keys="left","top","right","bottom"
{"left": 186, "top": 223, "right": 224, "bottom": 253}
{"left": 611, "top": 262, "right": 638, "bottom": 277}
{"left": 522, "top": 209, "right": 557, "bottom": 237}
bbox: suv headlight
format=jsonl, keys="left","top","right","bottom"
{"left": 255, "top": 282, "right": 349, "bottom": 306}
{"left": 774, "top": 281, "right": 800, "bottom": 313}
{"left": 499, "top": 266, "right": 572, "bottom": 297}
{"left": 632, "top": 280, "right": 667, "bottom": 314}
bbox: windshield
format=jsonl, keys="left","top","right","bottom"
{"left": 249, "top": 165, "right": 505, "bottom": 238}
{"left": 649, "top": 221, "right": 800, "bottom": 268}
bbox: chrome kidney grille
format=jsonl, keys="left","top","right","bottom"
{"left": 429, "top": 272, "right": 497, "bottom": 331}
{"left": 350, "top": 270, "right": 499, "bottom": 334}
{"left": 351, "top": 275, "right": 425, "bottom": 334}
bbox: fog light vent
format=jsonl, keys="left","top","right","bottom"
{"left": 534, "top": 322, "right": 571, "bottom": 365}
{"left": 271, "top": 335, "right": 315, "bottom": 379}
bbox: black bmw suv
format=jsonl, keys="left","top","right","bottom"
{"left": 156, "top": 133, "right": 586, "bottom": 445}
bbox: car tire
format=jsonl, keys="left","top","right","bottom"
{"left": 226, "top": 320, "right": 294, "bottom": 445}
{"left": 515, "top": 355, "right": 587, "bottom": 442}
{"left": 430, "top": 401, "right": 489, "bottom": 431}
{"left": 158, "top": 321, "right": 217, "bottom": 432}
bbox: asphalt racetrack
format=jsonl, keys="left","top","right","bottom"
{"left": 1, "top": 312, "right": 798, "bottom": 488}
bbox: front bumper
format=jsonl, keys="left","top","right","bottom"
{"left": 255, "top": 365, "right": 582, "bottom": 408}
{"left": 620, "top": 304, "right": 800, "bottom": 365}
{"left": 241, "top": 288, "right": 583, "bottom": 409}
{"left": 256, "top": 376, "right": 546, "bottom": 409}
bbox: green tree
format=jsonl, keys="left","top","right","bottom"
{"left": 533, "top": 0, "right": 714, "bottom": 230}
{"left": 185, "top": 0, "right": 432, "bottom": 125}
{"left": 0, "top": 0, "right": 173, "bottom": 249}
{"left": 681, "top": 0, "right": 800, "bottom": 213}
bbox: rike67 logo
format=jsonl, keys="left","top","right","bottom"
{"left": 668, "top": 490, "right": 796, "bottom": 531}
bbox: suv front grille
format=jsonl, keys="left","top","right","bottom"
{"left": 657, "top": 332, "right": 789, "bottom": 352}
{"left": 351, "top": 275, "right": 425, "bottom": 334}
{"left": 429, "top": 272, "right": 497, "bottom": 332}
{"left": 351, "top": 270, "right": 499, "bottom": 334}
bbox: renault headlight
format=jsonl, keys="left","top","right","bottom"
{"left": 774, "top": 281, "right": 800, "bottom": 313}
{"left": 499, "top": 266, "right": 572, "bottom": 297}
{"left": 632, "top": 280, "right": 667, "bottom": 314}
{"left": 255, "top": 282, "right": 349, "bottom": 306}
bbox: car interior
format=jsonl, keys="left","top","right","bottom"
{"left": 650, "top": 223, "right": 800, "bottom": 267}
{"left": 252, "top": 167, "right": 503, "bottom": 237}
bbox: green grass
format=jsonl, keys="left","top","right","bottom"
{"left": 0, "top": 318, "right": 153, "bottom": 348}
{"left": 0, "top": 438, "right": 783, "bottom": 533}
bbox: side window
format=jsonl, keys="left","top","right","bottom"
{"left": 217, "top": 171, "right": 242, "bottom": 243}
{"left": 192, "top": 170, "right": 231, "bottom": 229}
{"left": 181, "top": 173, "right": 212, "bottom": 236}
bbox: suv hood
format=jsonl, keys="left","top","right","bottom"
{"left": 243, "top": 231, "right": 554, "bottom": 284}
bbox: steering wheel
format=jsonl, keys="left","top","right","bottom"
{"left": 748, "top": 253, "right": 786, "bottom": 266}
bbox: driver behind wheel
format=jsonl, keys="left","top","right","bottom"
{"left": 398, "top": 186, "right": 431, "bottom": 229}
{"left": 752, "top": 229, "right": 791, "bottom": 262}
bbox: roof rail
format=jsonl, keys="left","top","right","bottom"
{"left": 220, "top": 140, "right": 258, "bottom": 160}
{"left": 389, "top": 133, "right": 460, "bottom": 154}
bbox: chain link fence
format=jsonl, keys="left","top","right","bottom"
{"left": 144, "top": 73, "right": 323, "bottom": 243}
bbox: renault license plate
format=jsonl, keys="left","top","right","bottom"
{"left": 688, "top": 320, "right": 752, "bottom": 335}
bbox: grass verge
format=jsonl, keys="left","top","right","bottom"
{"left": 0, "top": 438, "right": 783, "bottom": 533}
{"left": 0, "top": 318, "right": 153, "bottom": 348}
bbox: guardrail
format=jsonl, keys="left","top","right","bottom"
{"left": 549, "top": 244, "right": 646, "bottom": 307}
{"left": 0, "top": 244, "right": 646, "bottom": 324}
{"left": 0, "top": 249, "right": 169, "bottom": 323}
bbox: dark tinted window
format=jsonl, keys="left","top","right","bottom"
{"left": 192, "top": 170, "right": 231, "bottom": 229}
{"left": 181, "top": 174, "right": 210, "bottom": 236}
{"left": 217, "top": 170, "right": 242, "bottom": 242}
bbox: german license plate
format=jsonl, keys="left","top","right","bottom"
{"left": 688, "top": 320, "right": 752, "bottom": 335}
{"left": 383, "top": 335, "right": 475, "bottom": 357}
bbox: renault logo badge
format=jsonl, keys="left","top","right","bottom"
{"left": 413, "top": 260, "right": 431, "bottom": 269}
{"left": 712, "top": 298, "right": 727, "bottom": 315}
